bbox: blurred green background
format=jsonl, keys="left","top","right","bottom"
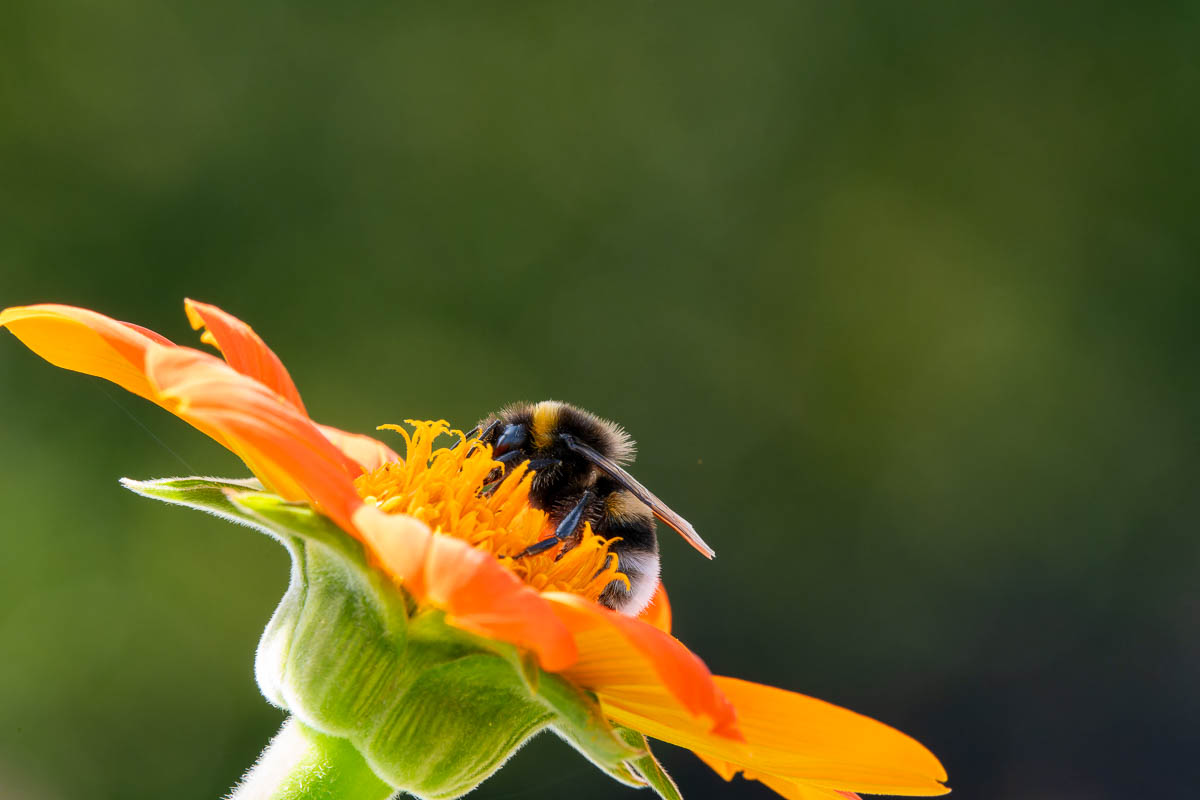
{"left": 2, "top": 2, "right": 1198, "bottom": 798}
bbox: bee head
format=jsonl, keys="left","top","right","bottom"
{"left": 489, "top": 401, "right": 635, "bottom": 507}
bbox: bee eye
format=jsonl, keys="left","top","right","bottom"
{"left": 493, "top": 424, "right": 528, "bottom": 456}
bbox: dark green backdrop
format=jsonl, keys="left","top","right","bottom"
{"left": 2, "top": 2, "right": 1197, "bottom": 798}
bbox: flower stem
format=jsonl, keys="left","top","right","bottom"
{"left": 230, "top": 717, "right": 394, "bottom": 800}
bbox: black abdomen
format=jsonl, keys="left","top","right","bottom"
{"left": 563, "top": 481, "right": 661, "bottom": 613}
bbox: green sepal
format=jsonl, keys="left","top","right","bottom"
{"left": 120, "top": 477, "right": 410, "bottom": 711}
{"left": 228, "top": 492, "right": 411, "bottom": 714}
{"left": 537, "top": 678, "right": 646, "bottom": 786}
{"left": 480, "top": 635, "right": 645, "bottom": 775}
{"left": 120, "top": 476, "right": 270, "bottom": 530}
{"left": 617, "top": 727, "right": 686, "bottom": 800}
{"left": 123, "top": 477, "right": 654, "bottom": 800}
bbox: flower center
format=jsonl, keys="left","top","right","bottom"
{"left": 354, "top": 420, "right": 628, "bottom": 601}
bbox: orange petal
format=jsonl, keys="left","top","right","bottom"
{"left": 144, "top": 345, "right": 366, "bottom": 533}
{"left": 711, "top": 676, "right": 947, "bottom": 793}
{"left": 695, "top": 753, "right": 864, "bottom": 800}
{"left": 620, "top": 674, "right": 948, "bottom": 797}
{"left": 183, "top": 299, "right": 307, "bottom": 413}
{"left": 749, "top": 774, "right": 864, "bottom": 800}
{"left": 316, "top": 424, "right": 401, "bottom": 473}
{"left": 354, "top": 505, "right": 578, "bottom": 672}
{"left": 0, "top": 304, "right": 243, "bottom": 451}
{"left": 637, "top": 582, "right": 672, "bottom": 634}
{"left": 2, "top": 304, "right": 174, "bottom": 408}
{"left": 544, "top": 592, "right": 739, "bottom": 739}
{"left": 184, "top": 300, "right": 400, "bottom": 472}
{"left": 1, "top": 303, "right": 393, "bottom": 513}
{"left": 119, "top": 321, "right": 176, "bottom": 347}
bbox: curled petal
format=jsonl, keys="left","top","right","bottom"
{"left": 1, "top": 304, "right": 173, "bottom": 407}
{"left": 0, "top": 304, "right": 240, "bottom": 451}
{"left": 544, "top": 592, "right": 739, "bottom": 739}
{"left": 184, "top": 299, "right": 400, "bottom": 473}
{"left": 2, "top": 302, "right": 391, "bottom": 519}
{"left": 118, "top": 321, "right": 175, "bottom": 347}
{"left": 144, "top": 346, "right": 365, "bottom": 533}
{"left": 184, "top": 298, "right": 307, "bottom": 413}
{"left": 354, "top": 506, "right": 578, "bottom": 672}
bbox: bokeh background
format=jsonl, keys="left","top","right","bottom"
{"left": 2, "top": 2, "right": 1198, "bottom": 798}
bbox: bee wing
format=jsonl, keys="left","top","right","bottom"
{"left": 560, "top": 434, "right": 716, "bottom": 559}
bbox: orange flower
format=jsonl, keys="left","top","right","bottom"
{"left": 0, "top": 300, "right": 949, "bottom": 799}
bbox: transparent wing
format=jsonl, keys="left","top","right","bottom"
{"left": 560, "top": 433, "right": 715, "bottom": 559}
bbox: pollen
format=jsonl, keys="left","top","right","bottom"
{"left": 354, "top": 419, "right": 629, "bottom": 602}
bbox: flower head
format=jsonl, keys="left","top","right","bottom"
{"left": 1, "top": 300, "right": 949, "bottom": 800}
{"left": 354, "top": 419, "right": 629, "bottom": 601}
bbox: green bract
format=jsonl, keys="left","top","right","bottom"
{"left": 123, "top": 477, "right": 683, "bottom": 800}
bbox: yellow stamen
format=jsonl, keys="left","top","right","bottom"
{"left": 354, "top": 420, "right": 629, "bottom": 602}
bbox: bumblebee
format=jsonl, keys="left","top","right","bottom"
{"left": 464, "top": 400, "right": 715, "bottom": 614}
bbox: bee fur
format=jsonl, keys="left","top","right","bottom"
{"left": 472, "top": 400, "right": 668, "bottom": 614}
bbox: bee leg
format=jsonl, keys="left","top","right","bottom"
{"left": 457, "top": 419, "right": 501, "bottom": 452}
{"left": 493, "top": 450, "right": 525, "bottom": 467}
{"left": 489, "top": 453, "right": 561, "bottom": 471}
{"left": 490, "top": 454, "right": 560, "bottom": 473}
{"left": 516, "top": 537, "right": 561, "bottom": 558}
{"left": 481, "top": 449, "right": 526, "bottom": 491}
{"left": 453, "top": 424, "right": 481, "bottom": 449}
{"left": 516, "top": 490, "right": 594, "bottom": 558}
{"left": 483, "top": 452, "right": 538, "bottom": 485}
{"left": 478, "top": 457, "right": 559, "bottom": 499}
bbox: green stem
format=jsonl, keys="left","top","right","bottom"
{"left": 229, "top": 717, "right": 395, "bottom": 800}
